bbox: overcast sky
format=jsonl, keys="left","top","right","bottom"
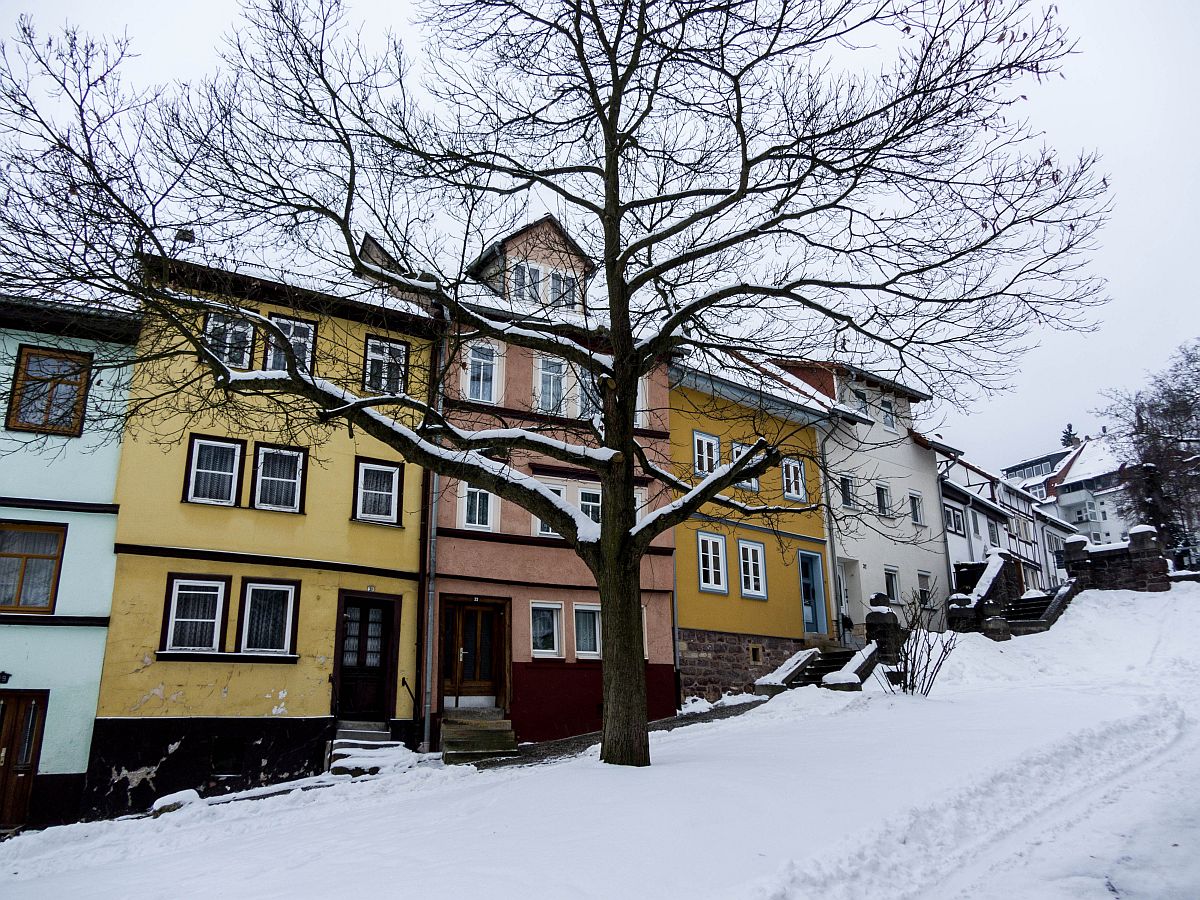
{"left": 15, "top": 0, "right": 1200, "bottom": 471}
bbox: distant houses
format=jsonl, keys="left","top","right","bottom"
{"left": 0, "top": 220, "right": 1144, "bottom": 828}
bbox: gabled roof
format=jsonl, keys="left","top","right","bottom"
{"left": 777, "top": 359, "right": 932, "bottom": 403}
{"left": 940, "top": 478, "right": 1010, "bottom": 520}
{"left": 465, "top": 214, "right": 597, "bottom": 280}
{"left": 1053, "top": 436, "right": 1123, "bottom": 485}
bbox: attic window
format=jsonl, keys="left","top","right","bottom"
{"left": 512, "top": 262, "right": 542, "bottom": 304}
{"left": 549, "top": 272, "right": 578, "bottom": 309}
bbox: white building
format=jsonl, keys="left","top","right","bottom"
{"left": 935, "top": 447, "right": 1076, "bottom": 592}
{"left": 780, "top": 363, "right": 950, "bottom": 634}
{"left": 1008, "top": 437, "right": 1134, "bottom": 547}
{"left": 0, "top": 300, "right": 135, "bottom": 828}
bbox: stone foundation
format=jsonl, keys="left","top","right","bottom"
{"left": 677, "top": 627, "right": 831, "bottom": 700}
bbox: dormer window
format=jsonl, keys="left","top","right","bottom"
{"left": 549, "top": 272, "right": 578, "bottom": 310}
{"left": 512, "top": 262, "right": 542, "bottom": 305}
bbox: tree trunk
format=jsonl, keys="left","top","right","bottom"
{"left": 596, "top": 550, "right": 651, "bottom": 766}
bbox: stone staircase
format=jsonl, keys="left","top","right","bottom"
{"left": 441, "top": 708, "right": 519, "bottom": 765}
{"left": 329, "top": 720, "right": 406, "bottom": 776}
{"left": 754, "top": 644, "right": 877, "bottom": 695}
{"left": 1003, "top": 591, "right": 1054, "bottom": 623}
{"left": 790, "top": 648, "right": 862, "bottom": 688}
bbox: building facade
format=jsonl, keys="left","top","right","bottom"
{"left": 670, "top": 359, "right": 847, "bottom": 699}
{"left": 85, "top": 260, "right": 436, "bottom": 817}
{"left": 0, "top": 301, "right": 136, "bottom": 827}
{"left": 424, "top": 217, "right": 677, "bottom": 746}
{"left": 783, "top": 363, "right": 950, "bottom": 632}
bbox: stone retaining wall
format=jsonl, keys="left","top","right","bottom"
{"left": 1064, "top": 527, "right": 1171, "bottom": 593}
{"left": 677, "top": 628, "right": 830, "bottom": 700}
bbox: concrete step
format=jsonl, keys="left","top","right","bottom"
{"left": 443, "top": 748, "right": 520, "bottom": 765}
{"left": 443, "top": 734, "right": 518, "bottom": 753}
{"left": 332, "top": 738, "right": 402, "bottom": 752}
{"left": 336, "top": 728, "right": 391, "bottom": 742}
{"left": 442, "top": 707, "right": 504, "bottom": 721}
{"left": 441, "top": 720, "right": 514, "bottom": 735}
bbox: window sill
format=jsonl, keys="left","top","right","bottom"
{"left": 4, "top": 422, "right": 84, "bottom": 438}
{"left": 530, "top": 652, "right": 563, "bottom": 660}
{"left": 698, "top": 586, "right": 729, "bottom": 596}
{"left": 252, "top": 506, "right": 305, "bottom": 515}
{"left": 184, "top": 498, "right": 239, "bottom": 508}
{"left": 350, "top": 517, "right": 404, "bottom": 528}
{"left": 783, "top": 494, "right": 809, "bottom": 503}
{"left": 740, "top": 593, "right": 768, "bottom": 602}
{"left": 155, "top": 650, "right": 299, "bottom": 664}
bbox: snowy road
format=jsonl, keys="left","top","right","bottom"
{"left": 2, "top": 585, "right": 1197, "bottom": 899}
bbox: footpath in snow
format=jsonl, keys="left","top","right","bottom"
{"left": 2, "top": 584, "right": 1198, "bottom": 899}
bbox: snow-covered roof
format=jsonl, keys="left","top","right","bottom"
{"left": 1055, "top": 437, "right": 1122, "bottom": 484}
{"left": 671, "top": 349, "right": 865, "bottom": 425}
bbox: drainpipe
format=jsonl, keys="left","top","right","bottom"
{"left": 818, "top": 423, "right": 842, "bottom": 643}
{"left": 937, "top": 478, "right": 958, "bottom": 593}
{"left": 420, "top": 331, "right": 448, "bottom": 752}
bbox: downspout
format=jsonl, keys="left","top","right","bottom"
{"left": 818, "top": 423, "right": 842, "bottom": 643}
{"left": 938, "top": 478, "right": 958, "bottom": 593}
{"left": 420, "top": 329, "right": 448, "bottom": 752}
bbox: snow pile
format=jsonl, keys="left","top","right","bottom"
{"left": 2, "top": 583, "right": 1198, "bottom": 900}
{"left": 331, "top": 742, "right": 423, "bottom": 775}
{"left": 679, "top": 692, "right": 766, "bottom": 715}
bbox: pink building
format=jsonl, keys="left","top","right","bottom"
{"left": 425, "top": 217, "right": 677, "bottom": 747}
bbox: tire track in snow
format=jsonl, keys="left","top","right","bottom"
{"left": 746, "top": 697, "right": 1186, "bottom": 900}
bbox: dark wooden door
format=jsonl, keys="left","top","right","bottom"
{"left": 442, "top": 602, "right": 501, "bottom": 700}
{"left": 0, "top": 691, "right": 47, "bottom": 828}
{"left": 337, "top": 598, "right": 392, "bottom": 720}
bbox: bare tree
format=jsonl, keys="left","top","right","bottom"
{"left": 0, "top": 0, "right": 1107, "bottom": 765}
{"left": 1102, "top": 340, "right": 1200, "bottom": 564}
{"left": 876, "top": 588, "right": 957, "bottom": 697}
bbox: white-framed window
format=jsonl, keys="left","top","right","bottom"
{"left": 465, "top": 342, "right": 499, "bottom": 404}
{"left": 850, "top": 388, "right": 869, "bottom": 415}
{"left": 267, "top": 315, "right": 315, "bottom": 373}
{"left": 364, "top": 336, "right": 408, "bottom": 395}
{"left": 917, "top": 572, "right": 933, "bottom": 605}
{"left": 512, "top": 261, "right": 543, "bottom": 305}
{"left": 738, "top": 539, "right": 767, "bottom": 599}
{"left": 697, "top": 531, "right": 728, "bottom": 593}
{"left": 241, "top": 582, "right": 296, "bottom": 653}
{"left": 531, "top": 602, "right": 562, "bottom": 656}
{"left": 204, "top": 313, "right": 253, "bottom": 369}
{"left": 634, "top": 376, "right": 650, "bottom": 428}
{"left": 875, "top": 482, "right": 893, "bottom": 517}
{"left": 884, "top": 568, "right": 901, "bottom": 603}
{"left": 838, "top": 474, "right": 857, "bottom": 509}
{"left": 987, "top": 519, "right": 1001, "bottom": 546}
{"left": 579, "top": 487, "right": 602, "bottom": 525}
{"left": 253, "top": 446, "right": 305, "bottom": 513}
{"left": 693, "top": 431, "right": 720, "bottom": 475}
{"left": 782, "top": 457, "right": 807, "bottom": 502}
{"left": 577, "top": 370, "right": 601, "bottom": 420}
{"left": 549, "top": 271, "right": 578, "bottom": 310}
{"left": 187, "top": 437, "right": 242, "bottom": 506}
{"left": 355, "top": 460, "right": 401, "bottom": 524}
{"left": 1090, "top": 531, "right": 1102, "bottom": 544}
{"left": 574, "top": 604, "right": 601, "bottom": 658}
{"left": 943, "top": 504, "right": 965, "bottom": 536}
{"left": 732, "top": 442, "right": 760, "bottom": 491}
{"left": 971, "top": 509, "right": 981, "bottom": 536}
{"left": 463, "top": 484, "right": 496, "bottom": 530}
{"left": 535, "top": 355, "right": 568, "bottom": 414}
{"left": 634, "top": 487, "right": 647, "bottom": 522}
{"left": 880, "top": 398, "right": 896, "bottom": 429}
{"left": 909, "top": 492, "right": 924, "bottom": 525}
{"left": 536, "top": 484, "right": 566, "bottom": 536}
{"left": 166, "top": 578, "right": 226, "bottom": 651}
{"left": 1029, "top": 483, "right": 1047, "bottom": 499}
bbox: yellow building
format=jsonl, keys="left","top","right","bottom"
{"left": 669, "top": 360, "right": 852, "bottom": 699}
{"left": 87, "top": 258, "right": 436, "bottom": 816}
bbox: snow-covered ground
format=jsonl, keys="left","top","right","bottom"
{"left": 4, "top": 585, "right": 1199, "bottom": 899}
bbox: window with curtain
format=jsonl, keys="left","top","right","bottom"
{"left": 467, "top": 344, "right": 497, "bottom": 403}
{"left": 738, "top": 540, "right": 766, "bottom": 598}
{"left": 242, "top": 583, "right": 295, "bottom": 653}
{"left": 464, "top": 485, "right": 493, "bottom": 529}
{"left": 356, "top": 461, "right": 401, "bottom": 523}
{"left": 549, "top": 272, "right": 578, "bottom": 309}
{"left": 697, "top": 532, "right": 727, "bottom": 592}
{"left": 512, "top": 262, "right": 542, "bottom": 304}
{"left": 0, "top": 523, "right": 66, "bottom": 612}
{"left": 574, "top": 606, "right": 600, "bottom": 656}
{"left": 693, "top": 432, "right": 719, "bottom": 474}
{"left": 167, "top": 579, "right": 225, "bottom": 651}
{"left": 537, "top": 356, "right": 566, "bottom": 414}
{"left": 254, "top": 446, "right": 304, "bottom": 512}
{"left": 782, "top": 458, "right": 806, "bottom": 501}
{"left": 7, "top": 346, "right": 91, "bottom": 436}
{"left": 188, "top": 438, "right": 241, "bottom": 505}
{"left": 531, "top": 605, "right": 560, "bottom": 655}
